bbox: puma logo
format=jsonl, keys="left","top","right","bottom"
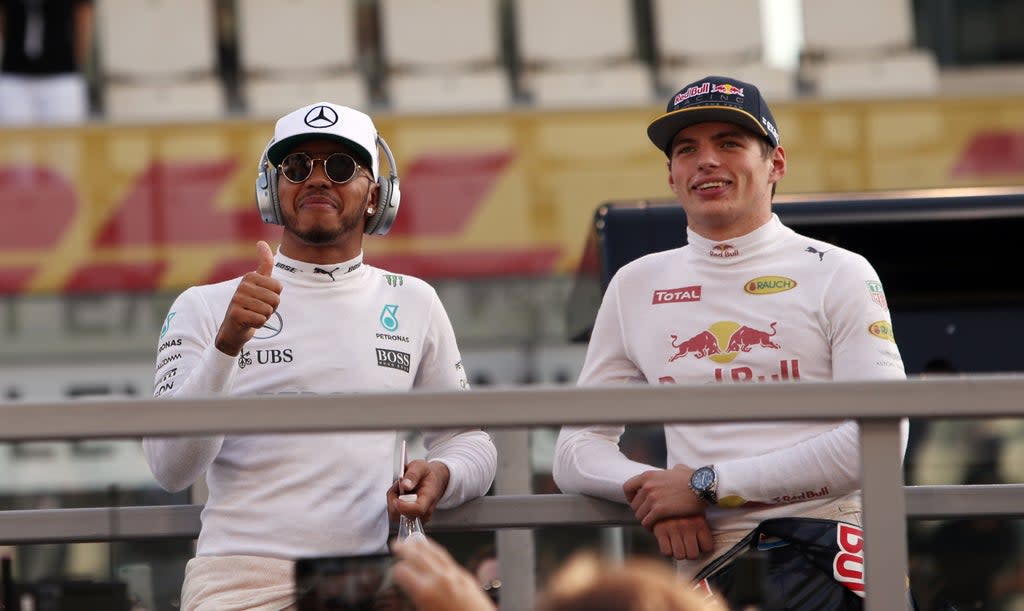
{"left": 314, "top": 266, "right": 340, "bottom": 281}
{"left": 805, "top": 246, "right": 829, "bottom": 261}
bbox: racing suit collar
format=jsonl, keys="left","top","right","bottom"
{"left": 686, "top": 214, "right": 785, "bottom": 263}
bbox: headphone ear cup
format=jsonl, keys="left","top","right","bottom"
{"left": 365, "top": 176, "right": 401, "bottom": 235}
{"left": 255, "top": 151, "right": 283, "bottom": 225}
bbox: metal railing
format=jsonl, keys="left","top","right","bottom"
{"left": 2, "top": 375, "right": 1023, "bottom": 610}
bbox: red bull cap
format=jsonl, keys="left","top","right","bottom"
{"left": 647, "top": 75, "right": 780, "bottom": 156}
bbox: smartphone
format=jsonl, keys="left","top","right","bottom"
{"left": 294, "top": 553, "right": 406, "bottom": 611}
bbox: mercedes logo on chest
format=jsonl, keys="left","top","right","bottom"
{"left": 254, "top": 311, "right": 284, "bottom": 340}
{"left": 304, "top": 105, "right": 338, "bottom": 128}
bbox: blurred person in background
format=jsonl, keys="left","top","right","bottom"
{"left": 387, "top": 540, "right": 724, "bottom": 609}
{"left": 0, "top": 0, "right": 92, "bottom": 124}
{"left": 392, "top": 537, "right": 497, "bottom": 611}
{"left": 536, "top": 551, "right": 727, "bottom": 611}
{"left": 465, "top": 543, "right": 500, "bottom": 604}
{"left": 143, "top": 101, "right": 496, "bottom": 611}
{"left": 391, "top": 537, "right": 726, "bottom": 611}
{"left": 921, "top": 437, "right": 1024, "bottom": 611}
{"left": 554, "top": 75, "right": 907, "bottom": 609}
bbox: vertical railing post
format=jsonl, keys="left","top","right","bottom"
{"left": 860, "top": 419, "right": 908, "bottom": 611}
{"left": 492, "top": 428, "right": 536, "bottom": 610}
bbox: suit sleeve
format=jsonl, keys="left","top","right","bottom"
{"left": 715, "top": 254, "right": 908, "bottom": 504}
{"left": 142, "top": 286, "right": 238, "bottom": 493}
{"left": 554, "top": 274, "right": 657, "bottom": 503}
{"left": 416, "top": 291, "right": 497, "bottom": 509}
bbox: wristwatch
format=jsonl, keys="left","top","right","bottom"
{"left": 689, "top": 465, "right": 719, "bottom": 505}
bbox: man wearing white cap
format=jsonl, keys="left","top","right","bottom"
{"left": 554, "top": 77, "right": 908, "bottom": 608}
{"left": 144, "top": 102, "right": 496, "bottom": 610}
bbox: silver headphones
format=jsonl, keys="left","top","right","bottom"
{"left": 254, "top": 134, "right": 401, "bottom": 236}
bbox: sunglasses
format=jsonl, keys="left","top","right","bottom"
{"left": 278, "top": 152, "right": 362, "bottom": 184}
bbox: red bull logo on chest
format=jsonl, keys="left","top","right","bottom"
{"left": 669, "top": 320, "right": 780, "bottom": 364}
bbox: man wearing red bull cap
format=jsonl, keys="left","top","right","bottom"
{"left": 554, "top": 76, "right": 908, "bottom": 608}
{"left": 143, "top": 102, "right": 496, "bottom": 610}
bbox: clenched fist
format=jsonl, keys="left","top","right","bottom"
{"left": 215, "top": 241, "right": 283, "bottom": 356}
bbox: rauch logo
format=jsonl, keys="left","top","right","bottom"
{"left": 744, "top": 276, "right": 796, "bottom": 295}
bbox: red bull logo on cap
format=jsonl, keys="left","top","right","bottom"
{"left": 673, "top": 82, "right": 711, "bottom": 105}
{"left": 669, "top": 320, "right": 780, "bottom": 364}
{"left": 712, "top": 83, "right": 744, "bottom": 96}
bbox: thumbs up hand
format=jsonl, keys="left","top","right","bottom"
{"left": 215, "top": 241, "right": 284, "bottom": 356}
{"left": 255, "top": 239, "right": 275, "bottom": 277}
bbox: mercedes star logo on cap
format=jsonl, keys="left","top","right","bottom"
{"left": 304, "top": 105, "right": 338, "bottom": 128}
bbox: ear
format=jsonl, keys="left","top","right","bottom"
{"left": 768, "top": 145, "right": 787, "bottom": 184}
{"left": 667, "top": 168, "right": 678, "bottom": 193}
{"left": 364, "top": 177, "right": 379, "bottom": 214}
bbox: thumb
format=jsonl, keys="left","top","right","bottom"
{"left": 255, "top": 241, "right": 274, "bottom": 276}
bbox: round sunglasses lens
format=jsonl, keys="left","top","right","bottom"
{"left": 325, "top": 154, "right": 357, "bottom": 183}
{"left": 281, "top": 153, "right": 313, "bottom": 182}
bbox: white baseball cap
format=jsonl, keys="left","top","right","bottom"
{"left": 266, "top": 102, "right": 380, "bottom": 178}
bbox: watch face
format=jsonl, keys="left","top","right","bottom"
{"left": 692, "top": 467, "right": 715, "bottom": 490}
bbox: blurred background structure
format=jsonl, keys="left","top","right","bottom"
{"left": 2, "top": 0, "right": 1024, "bottom": 609}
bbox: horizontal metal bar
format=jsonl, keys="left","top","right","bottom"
{"left": 3, "top": 376, "right": 1023, "bottom": 441}
{"left": 0, "top": 504, "right": 201, "bottom": 544}
{"left": 905, "top": 484, "right": 1024, "bottom": 519}
{"left": 2, "top": 487, "right": 1023, "bottom": 545}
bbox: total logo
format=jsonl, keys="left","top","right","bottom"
{"left": 669, "top": 321, "right": 780, "bottom": 364}
{"left": 652, "top": 285, "right": 701, "bottom": 304}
